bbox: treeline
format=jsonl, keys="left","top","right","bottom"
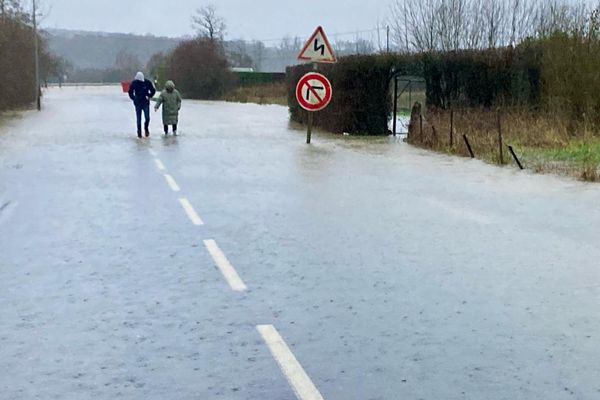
{"left": 67, "top": 49, "right": 148, "bottom": 84}
{"left": 390, "top": 0, "right": 593, "bottom": 52}
{"left": 46, "top": 30, "right": 385, "bottom": 82}
{"left": 46, "top": 29, "right": 181, "bottom": 70}
{"left": 0, "top": 0, "right": 66, "bottom": 111}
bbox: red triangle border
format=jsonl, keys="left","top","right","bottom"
{"left": 297, "top": 26, "right": 337, "bottom": 63}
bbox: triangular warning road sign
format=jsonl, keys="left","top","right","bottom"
{"left": 298, "top": 26, "right": 337, "bottom": 63}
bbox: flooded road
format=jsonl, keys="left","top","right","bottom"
{"left": 1, "top": 86, "right": 599, "bottom": 399}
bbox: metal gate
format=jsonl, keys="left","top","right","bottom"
{"left": 390, "top": 74, "right": 426, "bottom": 136}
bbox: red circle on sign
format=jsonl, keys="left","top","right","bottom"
{"left": 295, "top": 72, "right": 333, "bottom": 112}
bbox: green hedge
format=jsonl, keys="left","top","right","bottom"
{"left": 286, "top": 48, "right": 542, "bottom": 135}
{"left": 287, "top": 54, "right": 422, "bottom": 135}
{"left": 422, "top": 47, "right": 541, "bottom": 108}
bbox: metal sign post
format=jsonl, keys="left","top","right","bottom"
{"left": 306, "top": 110, "right": 314, "bottom": 144}
{"left": 33, "top": 0, "right": 40, "bottom": 111}
{"left": 307, "top": 62, "right": 317, "bottom": 144}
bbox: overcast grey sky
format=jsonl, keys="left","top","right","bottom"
{"left": 42, "top": 0, "right": 390, "bottom": 41}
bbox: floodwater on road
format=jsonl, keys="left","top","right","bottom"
{"left": 1, "top": 86, "right": 600, "bottom": 400}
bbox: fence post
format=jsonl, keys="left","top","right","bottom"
{"left": 392, "top": 76, "right": 398, "bottom": 136}
{"left": 497, "top": 110, "right": 504, "bottom": 165}
{"left": 432, "top": 125, "right": 438, "bottom": 146}
{"left": 507, "top": 145, "right": 524, "bottom": 170}
{"left": 463, "top": 134, "right": 475, "bottom": 158}
{"left": 419, "top": 113, "right": 423, "bottom": 142}
{"left": 450, "top": 109, "right": 454, "bottom": 147}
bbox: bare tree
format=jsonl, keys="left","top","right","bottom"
{"left": 438, "top": 0, "right": 467, "bottom": 51}
{"left": 192, "top": 4, "right": 226, "bottom": 41}
{"left": 535, "top": 0, "right": 591, "bottom": 38}
{"left": 1, "top": 0, "right": 23, "bottom": 20}
{"left": 389, "top": 0, "right": 594, "bottom": 52}
{"left": 249, "top": 40, "right": 265, "bottom": 71}
{"left": 507, "top": 0, "right": 536, "bottom": 47}
{"left": 464, "top": 0, "right": 485, "bottom": 49}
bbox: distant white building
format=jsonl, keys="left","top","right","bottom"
{"left": 230, "top": 67, "right": 255, "bottom": 73}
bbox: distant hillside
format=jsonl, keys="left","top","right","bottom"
{"left": 46, "top": 29, "right": 182, "bottom": 70}
{"left": 44, "top": 29, "right": 303, "bottom": 79}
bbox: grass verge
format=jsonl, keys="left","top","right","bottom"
{"left": 223, "top": 82, "right": 287, "bottom": 106}
{"left": 410, "top": 107, "right": 600, "bottom": 182}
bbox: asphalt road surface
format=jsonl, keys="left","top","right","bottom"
{"left": 1, "top": 86, "right": 600, "bottom": 400}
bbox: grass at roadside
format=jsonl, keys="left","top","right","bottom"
{"left": 518, "top": 139, "right": 600, "bottom": 181}
{"left": 412, "top": 108, "right": 600, "bottom": 182}
{"left": 223, "top": 82, "right": 287, "bottom": 106}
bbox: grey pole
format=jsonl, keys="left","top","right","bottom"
{"left": 392, "top": 76, "right": 398, "bottom": 136}
{"left": 33, "top": 0, "right": 40, "bottom": 111}
{"left": 386, "top": 26, "right": 390, "bottom": 53}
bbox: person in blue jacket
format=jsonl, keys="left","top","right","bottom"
{"left": 128, "top": 72, "right": 156, "bottom": 138}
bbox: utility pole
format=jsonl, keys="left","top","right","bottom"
{"left": 386, "top": 25, "right": 390, "bottom": 53}
{"left": 33, "top": 0, "right": 40, "bottom": 111}
{"left": 404, "top": 13, "right": 409, "bottom": 52}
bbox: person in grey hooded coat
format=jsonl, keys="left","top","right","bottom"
{"left": 154, "top": 80, "right": 182, "bottom": 135}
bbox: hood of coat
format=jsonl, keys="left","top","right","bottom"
{"left": 164, "top": 80, "right": 175, "bottom": 92}
{"left": 135, "top": 72, "right": 145, "bottom": 81}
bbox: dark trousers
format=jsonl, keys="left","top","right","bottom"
{"left": 164, "top": 124, "right": 177, "bottom": 134}
{"left": 135, "top": 103, "right": 150, "bottom": 133}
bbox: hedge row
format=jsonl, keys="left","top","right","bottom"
{"left": 0, "top": 18, "right": 37, "bottom": 111}
{"left": 287, "top": 54, "right": 422, "bottom": 135}
{"left": 423, "top": 46, "right": 542, "bottom": 108}
{"left": 235, "top": 72, "right": 286, "bottom": 87}
{"left": 287, "top": 48, "right": 542, "bottom": 135}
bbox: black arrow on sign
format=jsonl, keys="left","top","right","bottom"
{"left": 314, "top": 39, "right": 325, "bottom": 56}
{"left": 305, "top": 84, "right": 324, "bottom": 102}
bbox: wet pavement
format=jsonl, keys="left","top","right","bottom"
{"left": 1, "top": 86, "right": 600, "bottom": 400}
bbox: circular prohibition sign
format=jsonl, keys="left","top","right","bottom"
{"left": 295, "top": 72, "right": 333, "bottom": 112}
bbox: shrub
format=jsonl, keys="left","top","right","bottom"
{"left": 287, "top": 54, "right": 420, "bottom": 135}
{"left": 0, "top": 17, "right": 36, "bottom": 110}
{"left": 167, "top": 38, "right": 235, "bottom": 100}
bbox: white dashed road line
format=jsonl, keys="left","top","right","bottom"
{"left": 154, "top": 158, "right": 166, "bottom": 171}
{"left": 426, "top": 197, "right": 494, "bottom": 225}
{"left": 179, "top": 197, "right": 204, "bottom": 226}
{"left": 257, "top": 325, "right": 324, "bottom": 400}
{"left": 148, "top": 149, "right": 158, "bottom": 157}
{"left": 164, "top": 174, "right": 181, "bottom": 192}
{"left": 203, "top": 239, "right": 248, "bottom": 292}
